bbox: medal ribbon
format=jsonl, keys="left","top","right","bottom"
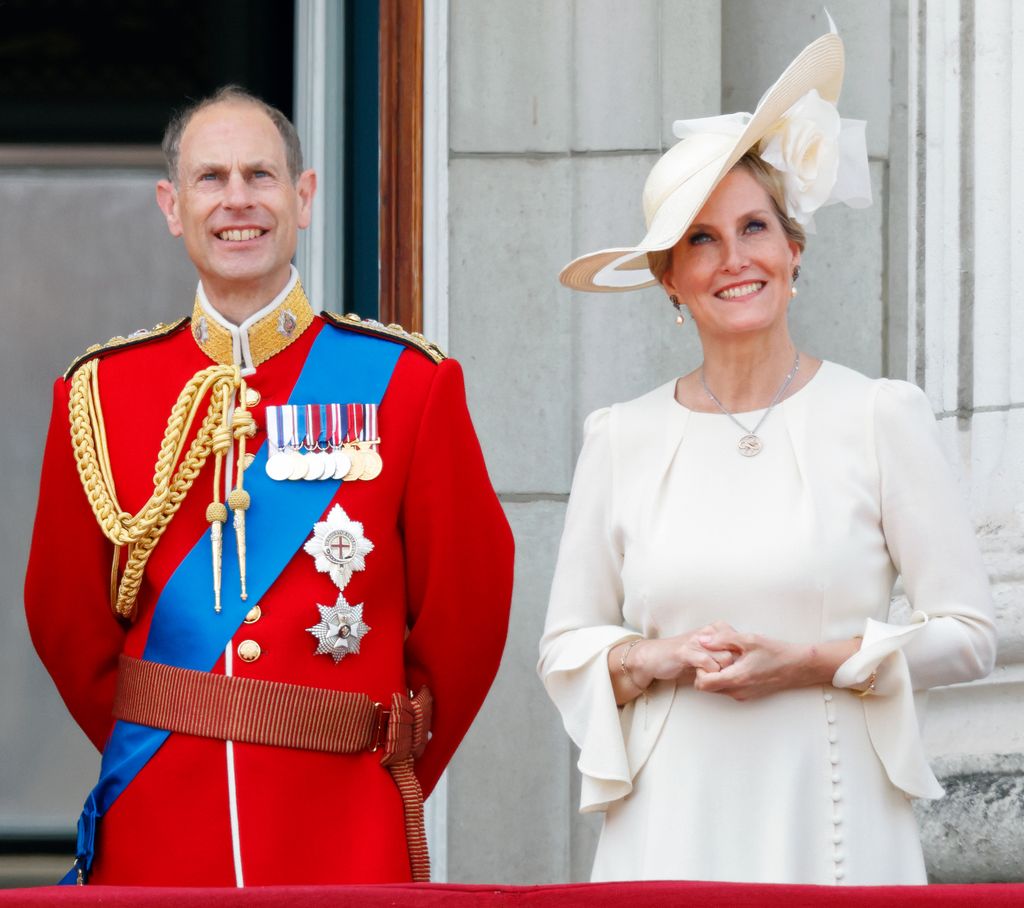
{"left": 66, "top": 326, "right": 403, "bottom": 883}
{"left": 317, "top": 405, "right": 327, "bottom": 450}
{"left": 266, "top": 405, "right": 283, "bottom": 453}
{"left": 326, "top": 403, "right": 342, "bottom": 449}
{"left": 364, "top": 403, "right": 378, "bottom": 442}
{"left": 344, "top": 403, "right": 363, "bottom": 444}
{"left": 295, "top": 404, "right": 308, "bottom": 454}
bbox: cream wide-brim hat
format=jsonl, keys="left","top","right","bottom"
{"left": 559, "top": 31, "right": 845, "bottom": 293}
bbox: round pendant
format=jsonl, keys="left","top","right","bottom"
{"left": 287, "top": 450, "right": 309, "bottom": 480}
{"left": 331, "top": 449, "right": 353, "bottom": 480}
{"left": 265, "top": 452, "right": 292, "bottom": 481}
{"left": 359, "top": 449, "right": 383, "bottom": 481}
{"left": 738, "top": 434, "right": 763, "bottom": 457}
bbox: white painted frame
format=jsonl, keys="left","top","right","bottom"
{"left": 422, "top": 0, "right": 451, "bottom": 882}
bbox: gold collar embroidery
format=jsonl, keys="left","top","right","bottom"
{"left": 190, "top": 279, "right": 315, "bottom": 368}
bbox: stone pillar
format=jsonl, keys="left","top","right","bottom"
{"left": 897, "top": 0, "right": 1024, "bottom": 882}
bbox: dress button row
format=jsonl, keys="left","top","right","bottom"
{"left": 824, "top": 687, "right": 844, "bottom": 884}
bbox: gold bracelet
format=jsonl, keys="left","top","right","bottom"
{"left": 620, "top": 638, "right": 648, "bottom": 693}
{"left": 851, "top": 636, "right": 876, "bottom": 696}
{"left": 856, "top": 670, "right": 877, "bottom": 697}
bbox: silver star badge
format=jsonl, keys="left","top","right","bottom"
{"left": 306, "top": 595, "right": 370, "bottom": 663}
{"left": 193, "top": 315, "right": 209, "bottom": 344}
{"left": 303, "top": 504, "right": 374, "bottom": 591}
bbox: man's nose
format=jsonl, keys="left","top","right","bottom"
{"left": 223, "top": 171, "right": 253, "bottom": 207}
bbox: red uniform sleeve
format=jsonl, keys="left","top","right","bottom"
{"left": 24, "top": 377, "right": 126, "bottom": 751}
{"left": 400, "top": 359, "right": 514, "bottom": 796}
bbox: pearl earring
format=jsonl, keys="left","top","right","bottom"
{"left": 791, "top": 265, "right": 801, "bottom": 298}
{"left": 671, "top": 295, "right": 684, "bottom": 325}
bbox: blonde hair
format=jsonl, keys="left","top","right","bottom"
{"left": 646, "top": 150, "right": 806, "bottom": 284}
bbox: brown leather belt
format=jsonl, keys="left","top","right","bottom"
{"left": 113, "top": 654, "right": 432, "bottom": 881}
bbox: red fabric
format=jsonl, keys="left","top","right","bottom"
{"left": 1, "top": 882, "right": 1023, "bottom": 906}
{"left": 23, "top": 318, "right": 514, "bottom": 886}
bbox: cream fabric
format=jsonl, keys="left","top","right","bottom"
{"left": 538, "top": 362, "right": 996, "bottom": 884}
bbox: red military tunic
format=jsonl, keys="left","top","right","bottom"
{"left": 24, "top": 274, "right": 514, "bottom": 885}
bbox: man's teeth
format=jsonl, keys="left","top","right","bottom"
{"left": 218, "top": 229, "right": 264, "bottom": 241}
{"left": 717, "top": 282, "right": 764, "bottom": 299}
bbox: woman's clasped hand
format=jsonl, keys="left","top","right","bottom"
{"left": 614, "top": 624, "right": 858, "bottom": 703}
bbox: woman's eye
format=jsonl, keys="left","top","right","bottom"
{"left": 745, "top": 219, "right": 767, "bottom": 234}
{"left": 688, "top": 231, "right": 712, "bottom": 246}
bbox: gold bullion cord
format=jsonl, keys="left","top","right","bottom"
{"left": 68, "top": 359, "right": 256, "bottom": 620}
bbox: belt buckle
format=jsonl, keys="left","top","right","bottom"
{"left": 370, "top": 701, "right": 390, "bottom": 753}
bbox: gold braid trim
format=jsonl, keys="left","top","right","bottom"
{"left": 321, "top": 312, "right": 447, "bottom": 364}
{"left": 69, "top": 358, "right": 244, "bottom": 620}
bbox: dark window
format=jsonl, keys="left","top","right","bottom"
{"left": 343, "top": 0, "right": 380, "bottom": 319}
{"left": 0, "top": 0, "right": 294, "bottom": 144}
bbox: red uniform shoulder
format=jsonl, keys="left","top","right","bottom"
{"left": 63, "top": 317, "right": 192, "bottom": 380}
{"left": 319, "top": 312, "right": 447, "bottom": 365}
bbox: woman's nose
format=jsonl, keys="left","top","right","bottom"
{"left": 719, "top": 237, "right": 748, "bottom": 273}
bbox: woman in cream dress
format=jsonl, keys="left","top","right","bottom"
{"left": 538, "top": 29, "right": 996, "bottom": 886}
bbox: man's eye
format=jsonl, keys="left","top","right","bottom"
{"left": 199, "top": 173, "right": 218, "bottom": 182}
{"left": 253, "top": 170, "right": 270, "bottom": 179}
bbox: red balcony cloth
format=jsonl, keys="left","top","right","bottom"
{"left": 0, "top": 882, "right": 1022, "bottom": 907}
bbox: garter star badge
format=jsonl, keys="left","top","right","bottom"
{"left": 306, "top": 595, "right": 370, "bottom": 662}
{"left": 303, "top": 504, "right": 373, "bottom": 591}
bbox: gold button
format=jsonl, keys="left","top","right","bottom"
{"left": 237, "top": 639, "right": 261, "bottom": 662}
{"left": 245, "top": 387, "right": 261, "bottom": 406}
{"left": 243, "top": 605, "right": 262, "bottom": 624}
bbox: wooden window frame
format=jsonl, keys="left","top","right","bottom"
{"left": 379, "top": 0, "right": 424, "bottom": 333}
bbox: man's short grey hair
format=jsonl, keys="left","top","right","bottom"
{"left": 161, "top": 85, "right": 304, "bottom": 184}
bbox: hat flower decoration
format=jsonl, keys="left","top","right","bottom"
{"left": 559, "top": 19, "right": 872, "bottom": 293}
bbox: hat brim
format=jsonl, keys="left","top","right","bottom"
{"left": 560, "top": 31, "right": 844, "bottom": 294}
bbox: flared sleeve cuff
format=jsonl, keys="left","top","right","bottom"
{"left": 540, "top": 626, "right": 676, "bottom": 813}
{"left": 833, "top": 613, "right": 944, "bottom": 799}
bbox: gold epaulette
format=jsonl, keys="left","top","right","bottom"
{"left": 63, "top": 317, "right": 191, "bottom": 380}
{"left": 320, "top": 311, "right": 447, "bottom": 365}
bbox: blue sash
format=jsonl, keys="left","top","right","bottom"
{"left": 64, "top": 326, "right": 402, "bottom": 883}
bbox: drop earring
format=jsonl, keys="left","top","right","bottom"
{"left": 671, "top": 295, "right": 684, "bottom": 325}
{"left": 790, "top": 265, "right": 801, "bottom": 298}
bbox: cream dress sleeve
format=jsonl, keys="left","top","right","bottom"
{"left": 537, "top": 407, "right": 675, "bottom": 812}
{"left": 833, "top": 379, "right": 997, "bottom": 796}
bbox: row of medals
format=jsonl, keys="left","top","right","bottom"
{"left": 265, "top": 441, "right": 383, "bottom": 482}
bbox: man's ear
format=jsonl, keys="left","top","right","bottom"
{"left": 156, "top": 180, "right": 183, "bottom": 238}
{"left": 295, "top": 169, "right": 317, "bottom": 230}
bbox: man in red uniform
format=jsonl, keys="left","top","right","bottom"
{"left": 24, "top": 87, "right": 514, "bottom": 886}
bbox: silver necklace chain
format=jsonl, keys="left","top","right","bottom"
{"left": 700, "top": 351, "right": 801, "bottom": 457}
